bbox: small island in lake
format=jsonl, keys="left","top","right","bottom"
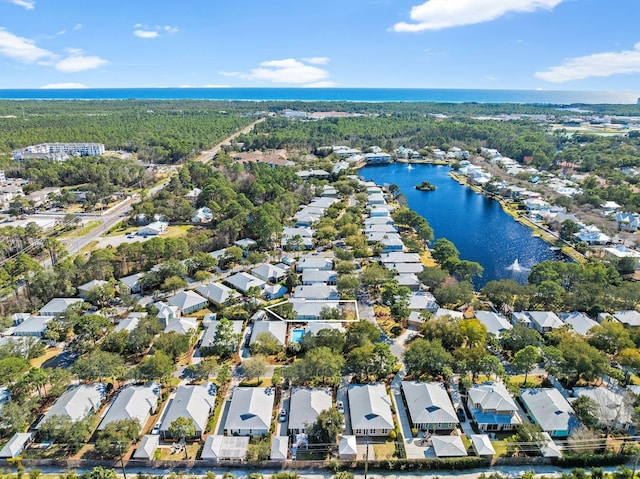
{"left": 415, "top": 181, "right": 437, "bottom": 191}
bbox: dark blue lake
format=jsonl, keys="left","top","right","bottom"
{"left": 360, "top": 163, "right": 561, "bottom": 288}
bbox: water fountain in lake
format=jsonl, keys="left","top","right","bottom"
{"left": 506, "top": 258, "right": 531, "bottom": 274}
{"left": 407, "top": 164, "right": 414, "bottom": 170}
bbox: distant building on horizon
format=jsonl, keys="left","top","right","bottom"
{"left": 12, "top": 143, "right": 105, "bottom": 161}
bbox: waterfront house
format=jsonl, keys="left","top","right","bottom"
{"left": 38, "top": 383, "right": 106, "bottom": 427}
{"left": 160, "top": 383, "right": 215, "bottom": 439}
{"left": 201, "top": 435, "right": 249, "bottom": 462}
{"left": 401, "top": 381, "right": 458, "bottom": 432}
{"left": 348, "top": 383, "right": 394, "bottom": 437}
{"left": 520, "top": 388, "right": 579, "bottom": 438}
{"left": 288, "top": 388, "right": 333, "bottom": 435}
{"left": 467, "top": 381, "right": 521, "bottom": 432}
{"left": 224, "top": 387, "right": 275, "bottom": 436}
{"left": 167, "top": 290, "right": 208, "bottom": 315}
{"left": 574, "top": 225, "right": 611, "bottom": 245}
{"left": 98, "top": 383, "right": 160, "bottom": 430}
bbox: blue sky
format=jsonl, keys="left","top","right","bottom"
{"left": 0, "top": 0, "right": 639, "bottom": 91}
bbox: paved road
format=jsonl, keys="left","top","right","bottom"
{"left": 194, "top": 118, "right": 265, "bottom": 164}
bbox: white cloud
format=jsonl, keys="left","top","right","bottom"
{"left": 134, "top": 30, "right": 159, "bottom": 39}
{"left": 133, "top": 24, "right": 178, "bottom": 38}
{"left": 242, "top": 58, "right": 330, "bottom": 84}
{"left": 56, "top": 30, "right": 66, "bottom": 36}
{"left": 9, "top": 0, "right": 35, "bottom": 10}
{"left": 40, "top": 82, "right": 87, "bottom": 89}
{"left": 219, "top": 71, "right": 240, "bottom": 77}
{"left": 0, "top": 27, "right": 54, "bottom": 63}
{"left": 55, "top": 51, "right": 108, "bottom": 72}
{"left": 73, "top": 23, "right": 83, "bottom": 30}
{"left": 393, "top": 0, "right": 564, "bottom": 32}
{"left": 302, "top": 57, "right": 329, "bottom": 65}
{"left": 303, "top": 81, "right": 336, "bottom": 88}
{"left": 535, "top": 43, "right": 640, "bottom": 82}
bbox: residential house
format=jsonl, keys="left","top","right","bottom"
{"left": 525, "top": 311, "right": 564, "bottom": 333}
{"left": 119, "top": 272, "right": 144, "bottom": 294}
{"left": 234, "top": 238, "right": 257, "bottom": 255}
{"left": 364, "top": 216, "right": 393, "bottom": 226}
{"left": 77, "top": 279, "right": 109, "bottom": 298}
{"left": 192, "top": 206, "right": 213, "bottom": 223}
{"left": 13, "top": 316, "right": 51, "bottom": 337}
{"left": 573, "top": 387, "right": 633, "bottom": 431}
{"left": 380, "top": 252, "right": 420, "bottom": 264}
{"left": 138, "top": 221, "right": 168, "bottom": 236}
{"left": 39, "top": 297, "right": 83, "bottom": 317}
{"left": 384, "top": 262, "right": 423, "bottom": 274}
{"left": 348, "top": 383, "right": 394, "bottom": 437}
{"left": 302, "top": 269, "right": 338, "bottom": 285}
{"left": 167, "top": 290, "right": 208, "bottom": 315}
{"left": 470, "top": 434, "right": 496, "bottom": 457}
{"left": 305, "top": 322, "right": 345, "bottom": 335}
{"left": 296, "top": 256, "right": 333, "bottom": 272}
{"left": 224, "top": 387, "right": 275, "bottom": 436}
{"left": 288, "top": 298, "right": 342, "bottom": 322}
{"left": 98, "top": 384, "right": 160, "bottom": 430}
{"left": 152, "top": 301, "right": 180, "bottom": 328}
{"left": 467, "top": 382, "right": 521, "bottom": 432}
{"left": 160, "top": 383, "right": 215, "bottom": 439}
{"left": 264, "top": 284, "right": 287, "bottom": 300}
{"left": 114, "top": 313, "right": 146, "bottom": 333}
{"left": 611, "top": 310, "right": 640, "bottom": 327}
{"left": 164, "top": 316, "right": 197, "bottom": 335}
{"left": 409, "top": 292, "right": 439, "bottom": 313}
{"left": 574, "top": 225, "right": 611, "bottom": 245}
{"left": 133, "top": 434, "right": 160, "bottom": 460}
{"left": 38, "top": 383, "right": 106, "bottom": 427}
{"left": 615, "top": 213, "right": 640, "bottom": 232}
{"left": 520, "top": 388, "right": 579, "bottom": 438}
{"left": 401, "top": 381, "right": 458, "bottom": 431}
{"left": 196, "top": 283, "right": 239, "bottom": 306}
{"left": 201, "top": 435, "right": 250, "bottom": 462}
{"left": 0, "top": 432, "right": 34, "bottom": 458}
{"left": 474, "top": 311, "right": 513, "bottom": 337}
{"left": 292, "top": 284, "right": 340, "bottom": 301}
{"left": 200, "top": 320, "right": 243, "bottom": 350}
{"left": 338, "top": 435, "right": 358, "bottom": 460}
{"left": 250, "top": 321, "right": 287, "bottom": 348}
{"left": 603, "top": 246, "right": 640, "bottom": 270}
{"left": 431, "top": 436, "right": 467, "bottom": 458}
{"left": 395, "top": 273, "right": 422, "bottom": 291}
{"left": 288, "top": 388, "right": 333, "bottom": 434}
{"left": 251, "top": 264, "right": 288, "bottom": 283}
{"left": 559, "top": 312, "right": 598, "bottom": 336}
{"left": 225, "top": 272, "right": 265, "bottom": 294}
{"left": 184, "top": 187, "right": 202, "bottom": 202}
{"left": 270, "top": 436, "right": 288, "bottom": 461}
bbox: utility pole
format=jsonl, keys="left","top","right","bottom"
{"left": 364, "top": 436, "right": 370, "bottom": 479}
{"left": 117, "top": 441, "right": 128, "bottom": 479}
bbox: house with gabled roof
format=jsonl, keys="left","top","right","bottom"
{"left": 77, "top": 279, "right": 109, "bottom": 298}
{"left": 302, "top": 269, "right": 337, "bottom": 285}
{"left": 409, "top": 292, "right": 439, "bottom": 313}
{"left": 133, "top": 434, "right": 159, "bottom": 459}
{"left": 380, "top": 252, "right": 420, "bottom": 264}
{"left": 39, "top": 297, "right": 83, "bottom": 317}
{"left": 431, "top": 435, "right": 467, "bottom": 458}
{"left": 296, "top": 256, "right": 333, "bottom": 272}
{"left": 153, "top": 301, "right": 180, "bottom": 328}
{"left": 38, "top": 383, "right": 106, "bottom": 427}
{"left": 467, "top": 381, "right": 521, "bottom": 432}
{"left": 13, "top": 315, "right": 51, "bottom": 337}
{"left": 224, "top": 387, "right": 275, "bottom": 436}
{"left": 475, "top": 311, "right": 513, "bottom": 336}
{"left": 98, "top": 383, "right": 160, "bottom": 430}
{"left": 611, "top": 310, "right": 640, "bottom": 328}
{"left": 201, "top": 435, "right": 249, "bottom": 462}
{"left": 196, "top": 282, "right": 239, "bottom": 306}
{"left": 520, "top": 388, "right": 579, "bottom": 438}
{"left": 525, "top": 311, "right": 564, "bottom": 333}
{"left": 559, "top": 312, "right": 598, "bottom": 336}
{"left": 292, "top": 284, "right": 340, "bottom": 301}
{"left": 573, "top": 387, "right": 634, "bottom": 431}
{"left": 200, "top": 320, "right": 243, "bottom": 350}
{"left": 250, "top": 321, "right": 287, "bottom": 348}
{"left": 348, "top": 383, "right": 394, "bottom": 437}
{"left": 395, "top": 273, "right": 422, "bottom": 291}
{"left": 118, "top": 272, "right": 144, "bottom": 294}
{"left": 0, "top": 432, "right": 34, "bottom": 458}
{"left": 289, "top": 298, "right": 342, "bottom": 322}
{"left": 401, "top": 381, "right": 458, "bottom": 431}
{"left": 288, "top": 388, "right": 333, "bottom": 434}
{"left": 164, "top": 316, "right": 197, "bottom": 335}
{"left": 167, "top": 290, "right": 208, "bottom": 315}
{"left": 225, "top": 272, "right": 266, "bottom": 293}
{"left": 160, "top": 383, "right": 215, "bottom": 438}
{"left": 251, "top": 263, "right": 288, "bottom": 283}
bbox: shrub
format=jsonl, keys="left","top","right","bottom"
{"left": 411, "top": 428, "right": 418, "bottom": 438}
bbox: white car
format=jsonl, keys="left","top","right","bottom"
{"left": 336, "top": 401, "right": 345, "bottom": 414}
{"left": 278, "top": 409, "right": 287, "bottom": 422}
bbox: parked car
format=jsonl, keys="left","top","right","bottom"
{"left": 457, "top": 407, "right": 466, "bottom": 422}
{"left": 336, "top": 401, "right": 345, "bottom": 414}
{"left": 278, "top": 409, "right": 287, "bottom": 422}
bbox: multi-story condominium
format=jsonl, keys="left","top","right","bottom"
{"left": 12, "top": 143, "right": 105, "bottom": 161}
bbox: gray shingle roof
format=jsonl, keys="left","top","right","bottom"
{"left": 160, "top": 384, "right": 215, "bottom": 433}
{"left": 98, "top": 384, "right": 159, "bottom": 430}
{"left": 401, "top": 381, "right": 458, "bottom": 425}
{"left": 288, "top": 388, "right": 333, "bottom": 432}
{"left": 224, "top": 387, "right": 275, "bottom": 432}
{"left": 348, "top": 383, "right": 394, "bottom": 431}
{"left": 39, "top": 384, "right": 106, "bottom": 426}
{"left": 521, "top": 388, "right": 578, "bottom": 433}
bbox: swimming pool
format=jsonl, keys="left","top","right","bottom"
{"left": 291, "top": 329, "right": 305, "bottom": 343}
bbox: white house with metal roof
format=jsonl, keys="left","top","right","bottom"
{"left": 225, "top": 272, "right": 266, "bottom": 293}
{"left": 13, "top": 316, "right": 51, "bottom": 337}
{"left": 167, "top": 290, "right": 208, "bottom": 315}
{"left": 118, "top": 272, "right": 144, "bottom": 294}
{"left": 348, "top": 383, "right": 394, "bottom": 437}
{"left": 467, "top": 381, "right": 521, "bottom": 432}
{"left": 302, "top": 269, "right": 338, "bottom": 285}
{"left": 38, "top": 383, "right": 106, "bottom": 427}
{"left": 164, "top": 316, "right": 197, "bottom": 335}
{"left": 98, "top": 383, "right": 160, "bottom": 430}
{"left": 401, "top": 381, "right": 458, "bottom": 431}
{"left": 611, "top": 310, "right": 640, "bottom": 327}
{"left": 474, "top": 311, "right": 513, "bottom": 336}
{"left": 408, "top": 292, "right": 439, "bottom": 313}
{"left": 559, "top": 312, "right": 598, "bottom": 336}
{"left": 338, "top": 435, "right": 358, "bottom": 460}
{"left": 39, "top": 297, "right": 83, "bottom": 317}
{"left": 288, "top": 298, "right": 343, "bottom": 322}
{"left": 196, "top": 283, "right": 240, "bottom": 306}
{"left": 251, "top": 264, "right": 288, "bottom": 283}
{"left": 525, "top": 311, "right": 564, "bottom": 333}
{"left": 224, "top": 387, "right": 275, "bottom": 436}
{"left": 160, "top": 383, "right": 215, "bottom": 439}
{"left": 288, "top": 388, "right": 333, "bottom": 434}
{"left": 470, "top": 434, "right": 496, "bottom": 457}
{"left": 201, "top": 435, "right": 250, "bottom": 462}
{"left": 306, "top": 322, "right": 345, "bottom": 335}
{"left": 138, "top": 221, "right": 168, "bottom": 236}
{"left": 520, "top": 388, "right": 579, "bottom": 438}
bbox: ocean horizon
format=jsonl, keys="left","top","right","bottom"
{"left": 0, "top": 87, "right": 639, "bottom": 104}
